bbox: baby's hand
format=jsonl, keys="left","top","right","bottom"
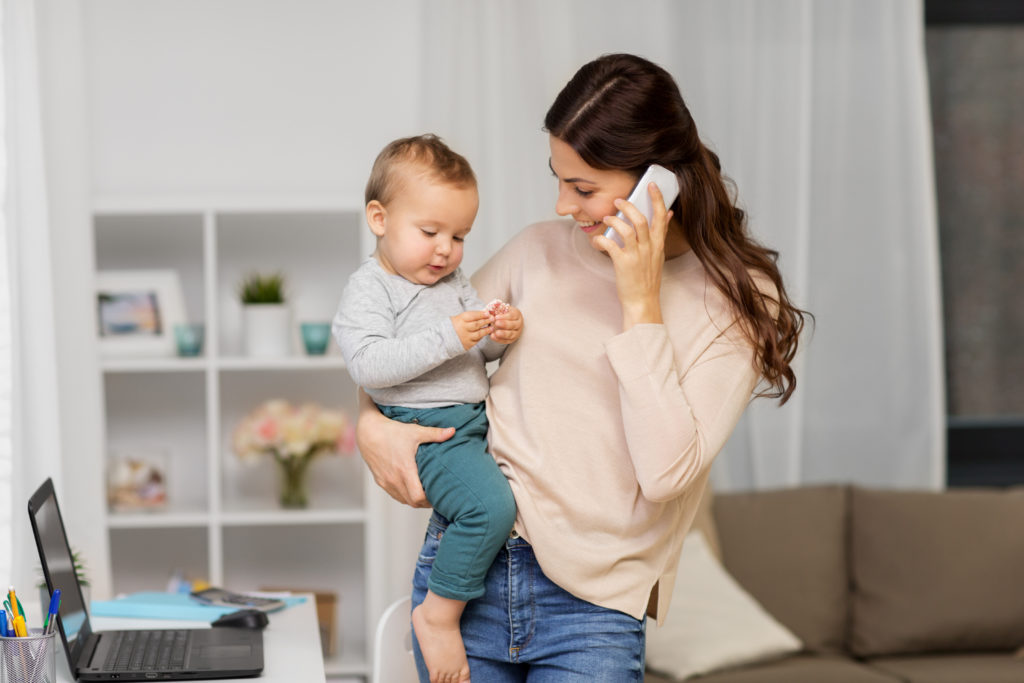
{"left": 488, "top": 303, "right": 523, "bottom": 345}
{"left": 451, "top": 310, "right": 494, "bottom": 350}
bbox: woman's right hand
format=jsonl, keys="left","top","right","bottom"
{"left": 356, "top": 389, "right": 454, "bottom": 507}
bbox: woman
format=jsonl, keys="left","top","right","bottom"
{"left": 357, "top": 53, "right": 807, "bottom": 682}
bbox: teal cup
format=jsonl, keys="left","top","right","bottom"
{"left": 301, "top": 322, "right": 331, "bottom": 355}
{"left": 174, "top": 323, "right": 204, "bottom": 357}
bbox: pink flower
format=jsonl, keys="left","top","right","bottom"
{"left": 337, "top": 423, "right": 356, "bottom": 455}
{"left": 256, "top": 417, "right": 279, "bottom": 442}
{"left": 233, "top": 399, "right": 355, "bottom": 462}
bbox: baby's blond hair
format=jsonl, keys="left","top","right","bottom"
{"left": 365, "top": 134, "right": 476, "bottom": 207}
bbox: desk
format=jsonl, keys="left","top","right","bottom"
{"left": 56, "top": 595, "right": 326, "bottom": 682}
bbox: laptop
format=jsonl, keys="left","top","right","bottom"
{"left": 28, "top": 478, "right": 264, "bottom": 681}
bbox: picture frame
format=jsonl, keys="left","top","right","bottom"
{"left": 106, "top": 447, "right": 169, "bottom": 512}
{"left": 96, "top": 269, "right": 186, "bottom": 357}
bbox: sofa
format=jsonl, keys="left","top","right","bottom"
{"left": 644, "top": 484, "right": 1024, "bottom": 682}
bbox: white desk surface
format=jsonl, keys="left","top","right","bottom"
{"left": 56, "top": 594, "right": 326, "bottom": 683}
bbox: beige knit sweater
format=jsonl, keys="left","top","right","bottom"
{"left": 472, "top": 220, "right": 760, "bottom": 624}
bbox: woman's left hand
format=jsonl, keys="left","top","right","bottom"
{"left": 595, "top": 182, "right": 674, "bottom": 329}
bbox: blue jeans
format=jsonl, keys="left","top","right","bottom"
{"left": 411, "top": 512, "right": 647, "bottom": 682}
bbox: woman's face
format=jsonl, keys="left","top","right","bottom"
{"left": 548, "top": 135, "right": 638, "bottom": 246}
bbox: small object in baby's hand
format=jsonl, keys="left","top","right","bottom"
{"left": 486, "top": 299, "right": 510, "bottom": 316}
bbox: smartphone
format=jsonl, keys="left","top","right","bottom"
{"left": 603, "top": 164, "right": 681, "bottom": 247}
{"left": 191, "top": 587, "right": 287, "bottom": 613}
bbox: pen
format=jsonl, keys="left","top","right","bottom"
{"left": 12, "top": 614, "right": 26, "bottom": 637}
{"left": 44, "top": 589, "right": 61, "bottom": 634}
{"left": 6, "top": 586, "right": 15, "bottom": 619}
{"left": 0, "top": 609, "right": 7, "bottom": 637}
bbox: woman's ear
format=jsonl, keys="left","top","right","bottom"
{"left": 366, "top": 200, "right": 387, "bottom": 237}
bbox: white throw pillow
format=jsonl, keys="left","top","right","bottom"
{"left": 645, "top": 531, "right": 803, "bottom": 680}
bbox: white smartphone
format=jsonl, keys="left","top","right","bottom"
{"left": 603, "top": 164, "right": 681, "bottom": 247}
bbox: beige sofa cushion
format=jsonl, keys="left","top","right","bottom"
{"left": 713, "top": 485, "right": 849, "bottom": 654}
{"left": 646, "top": 655, "right": 902, "bottom": 683}
{"left": 849, "top": 487, "right": 1024, "bottom": 657}
{"left": 868, "top": 654, "right": 1024, "bottom": 683}
{"left": 645, "top": 532, "right": 802, "bottom": 680}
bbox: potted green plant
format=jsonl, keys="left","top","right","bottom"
{"left": 238, "top": 271, "right": 291, "bottom": 356}
{"left": 238, "top": 271, "right": 285, "bottom": 305}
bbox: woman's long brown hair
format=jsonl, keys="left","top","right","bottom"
{"left": 545, "top": 53, "right": 809, "bottom": 404}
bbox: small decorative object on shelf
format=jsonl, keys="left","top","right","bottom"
{"left": 238, "top": 271, "right": 290, "bottom": 357}
{"left": 107, "top": 450, "right": 168, "bottom": 512}
{"left": 232, "top": 400, "right": 356, "bottom": 508}
{"left": 173, "top": 322, "right": 205, "bottom": 357}
{"left": 300, "top": 321, "right": 332, "bottom": 355}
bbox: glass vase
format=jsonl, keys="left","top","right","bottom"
{"left": 277, "top": 457, "right": 311, "bottom": 509}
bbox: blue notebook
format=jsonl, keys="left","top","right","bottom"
{"left": 91, "top": 591, "right": 306, "bottom": 621}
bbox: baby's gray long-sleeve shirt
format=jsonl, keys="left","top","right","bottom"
{"left": 333, "top": 258, "right": 506, "bottom": 409}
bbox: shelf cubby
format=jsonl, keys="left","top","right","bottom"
{"left": 94, "top": 201, "right": 377, "bottom": 680}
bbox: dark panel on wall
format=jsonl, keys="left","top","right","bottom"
{"left": 926, "top": 0, "right": 1024, "bottom": 25}
{"left": 947, "top": 418, "right": 1024, "bottom": 487}
{"left": 926, "top": 27, "right": 1024, "bottom": 416}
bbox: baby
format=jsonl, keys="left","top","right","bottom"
{"left": 333, "top": 134, "right": 522, "bottom": 683}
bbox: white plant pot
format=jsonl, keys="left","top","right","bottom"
{"left": 243, "top": 304, "right": 291, "bottom": 357}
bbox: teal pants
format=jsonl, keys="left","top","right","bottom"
{"left": 378, "top": 402, "right": 516, "bottom": 602}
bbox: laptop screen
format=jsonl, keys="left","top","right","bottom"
{"left": 28, "top": 478, "right": 95, "bottom": 667}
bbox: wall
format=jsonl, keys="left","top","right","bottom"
{"left": 85, "top": 0, "right": 423, "bottom": 199}
{"left": 44, "top": 0, "right": 424, "bottom": 597}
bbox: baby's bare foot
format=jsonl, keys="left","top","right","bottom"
{"left": 412, "top": 603, "right": 471, "bottom": 683}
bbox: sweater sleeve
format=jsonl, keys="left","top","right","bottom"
{"left": 333, "top": 272, "right": 466, "bottom": 390}
{"left": 604, "top": 322, "right": 759, "bottom": 502}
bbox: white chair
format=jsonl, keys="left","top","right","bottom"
{"left": 372, "top": 596, "right": 418, "bottom": 683}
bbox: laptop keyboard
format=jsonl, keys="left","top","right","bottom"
{"left": 104, "top": 630, "right": 189, "bottom": 671}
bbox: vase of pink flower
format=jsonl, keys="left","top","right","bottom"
{"left": 232, "top": 399, "right": 356, "bottom": 508}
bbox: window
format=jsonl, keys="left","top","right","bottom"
{"left": 925, "top": 0, "right": 1024, "bottom": 485}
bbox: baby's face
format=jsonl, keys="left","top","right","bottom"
{"left": 371, "top": 171, "right": 479, "bottom": 286}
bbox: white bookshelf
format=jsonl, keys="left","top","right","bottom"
{"left": 92, "top": 198, "right": 380, "bottom": 680}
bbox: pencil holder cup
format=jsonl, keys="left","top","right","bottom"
{"left": 0, "top": 630, "right": 56, "bottom": 683}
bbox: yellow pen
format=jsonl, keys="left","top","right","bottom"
{"left": 12, "top": 614, "right": 26, "bottom": 637}
{"left": 6, "top": 586, "right": 15, "bottom": 616}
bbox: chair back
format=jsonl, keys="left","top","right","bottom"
{"left": 372, "top": 596, "right": 417, "bottom": 683}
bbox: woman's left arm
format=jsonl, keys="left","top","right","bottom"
{"left": 600, "top": 183, "right": 759, "bottom": 501}
{"left": 605, "top": 324, "right": 759, "bottom": 502}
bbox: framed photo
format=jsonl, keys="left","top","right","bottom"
{"left": 106, "top": 448, "right": 168, "bottom": 512}
{"left": 96, "top": 270, "right": 186, "bottom": 357}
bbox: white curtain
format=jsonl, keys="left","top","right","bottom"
{"left": 1, "top": 0, "right": 64, "bottom": 592}
{"left": 416, "top": 0, "right": 944, "bottom": 491}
